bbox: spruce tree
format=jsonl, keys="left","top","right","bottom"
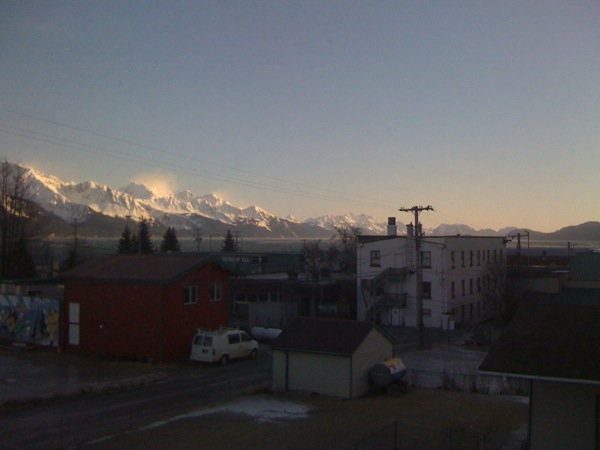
{"left": 221, "top": 228, "right": 237, "bottom": 252}
{"left": 117, "top": 225, "right": 134, "bottom": 254}
{"left": 138, "top": 218, "right": 155, "bottom": 254}
{"left": 160, "top": 227, "right": 181, "bottom": 253}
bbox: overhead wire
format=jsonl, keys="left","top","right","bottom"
{"left": 0, "top": 107, "right": 401, "bottom": 213}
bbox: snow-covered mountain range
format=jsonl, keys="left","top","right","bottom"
{"left": 16, "top": 163, "right": 522, "bottom": 238}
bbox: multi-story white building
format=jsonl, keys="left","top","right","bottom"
{"left": 357, "top": 221, "right": 507, "bottom": 329}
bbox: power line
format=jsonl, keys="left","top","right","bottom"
{"left": 0, "top": 107, "right": 400, "bottom": 212}
{"left": 0, "top": 123, "right": 399, "bottom": 211}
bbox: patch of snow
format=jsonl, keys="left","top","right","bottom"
{"left": 140, "top": 395, "right": 312, "bottom": 431}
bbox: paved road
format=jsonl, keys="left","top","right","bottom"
{"left": 0, "top": 351, "right": 269, "bottom": 450}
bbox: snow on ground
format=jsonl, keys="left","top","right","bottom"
{"left": 140, "top": 395, "right": 312, "bottom": 431}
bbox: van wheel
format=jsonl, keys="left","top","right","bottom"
{"left": 219, "top": 355, "right": 229, "bottom": 366}
{"left": 249, "top": 349, "right": 258, "bottom": 360}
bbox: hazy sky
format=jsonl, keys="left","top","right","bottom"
{"left": 1, "top": 1, "right": 598, "bottom": 232}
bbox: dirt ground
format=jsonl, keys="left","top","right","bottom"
{"left": 87, "top": 387, "right": 529, "bottom": 449}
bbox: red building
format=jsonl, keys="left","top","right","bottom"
{"left": 61, "top": 254, "right": 231, "bottom": 362}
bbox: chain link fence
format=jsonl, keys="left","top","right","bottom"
{"left": 345, "top": 419, "right": 528, "bottom": 450}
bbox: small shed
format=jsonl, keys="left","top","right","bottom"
{"left": 271, "top": 317, "right": 394, "bottom": 399}
{"left": 61, "top": 254, "right": 231, "bottom": 362}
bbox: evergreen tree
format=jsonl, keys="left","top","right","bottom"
{"left": 117, "top": 225, "right": 134, "bottom": 254}
{"left": 131, "top": 233, "right": 139, "bottom": 254}
{"left": 221, "top": 228, "right": 237, "bottom": 252}
{"left": 138, "top": 217, "right": 155, "bottom": 254}
{"left": 160, "top": 227, "right": 181, "bottom": 253}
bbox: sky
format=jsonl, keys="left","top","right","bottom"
{"left": 1, "top": 1, "right": 598, "bottom": 232}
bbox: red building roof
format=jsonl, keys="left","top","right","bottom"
{"left": 62, "top": 254, "right": 227, "bottom": 284}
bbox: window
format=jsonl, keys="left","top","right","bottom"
{"left": 469, "top": 251, "right": 473, "bottom": 267}
{"left": 370, "top": 250, "right": 381, "bottom": 267}
{"left": 477, "top": 277, "right": 481, "bottom": 293}
{"left": 241, "top": 332, "right": 252, "bottom": 342}
{"left": 477, "top": 250, "right": 481, "bottom": 266}
{"left": 469, "top": 278, "right": 473, "bottom": 295}
{"left": 422, "top": 281, "right": 432, "bottom": 299}
{"left": 450, "top": 251, "right": 455, "bottom": 269}
{"left": 184, "top": 285, "right": 198, "bottom": 305}
{"left": 421, "top": 251, "right": 432, "bottom": 268}
{"left": 461, "top": 279, "right": 465, "bottom": 296}
{"left": 451, "top": 281, "right": 455, "bottom": 299}
{"left": 461, "top": 251, "right": 465, "bottom": 267}
{"left": 210, "top": 283, "right": 222, "bottom": 302}
{"left": 228, "top": 333, "right": 240, "bottom": 344}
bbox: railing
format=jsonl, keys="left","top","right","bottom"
{"left": 345, "top": 419, "right": 527, "bottom": 450}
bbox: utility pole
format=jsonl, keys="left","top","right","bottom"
{"left": 194, "top": 228, "right": 202, "bottom": 253}
{"left": 399, "top": 205, "right": 434, "bottom": 350}
{"left": 72, "top": 218, "right": 78, "bottom": 254}
{"left": 234, "top": 230, "right": 240, "bottom": 252}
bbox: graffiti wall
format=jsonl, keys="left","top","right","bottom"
{"left": 0, "top": 295, "right": 60, "bottom": 347}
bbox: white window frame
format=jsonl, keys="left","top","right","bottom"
{"left": 210, "top": 283, "right": 222, "bottom": 302}
{"left": 370, "top": 250, "right": 381, "bottom": 267}
{"left": 184, "top": 285, "right": 198, "bottom": 305}
{"left": 421, "top": 251, "right": 432, "bottom": 269}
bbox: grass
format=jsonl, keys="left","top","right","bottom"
{"left": 86, "top": 387, "right": 529, "bottom": 449}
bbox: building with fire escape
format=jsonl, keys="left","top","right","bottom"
{"left": 357, "top": 221, "right": 507, "bottom": 329}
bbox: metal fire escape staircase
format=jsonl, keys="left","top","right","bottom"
{"left": 361, "top": 267, "right": 408, "bottom": 321}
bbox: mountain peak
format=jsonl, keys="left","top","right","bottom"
{"left": 121, "top": 182, "right": 155, "bottom": 200}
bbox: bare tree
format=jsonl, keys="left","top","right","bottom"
{"left": 0, "top": 160, "right": 35, "bottom": 278}
{"left": 334, "top": 225, "right": 361, "bottom": 255}
{"left": 482, "top": 261, "right": 509, "bottom": 321}
{"left": 333, "top": 225, "right": 361, "bottom": 272}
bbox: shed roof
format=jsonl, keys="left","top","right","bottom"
{"left": 479, "top": 304, "right": 600, "bottom": 384}
{"left": 271, "top": 317, "right": 390, "bottom": 356}
{"left": 61, "top": 254, "right": 227, "bottom": 284}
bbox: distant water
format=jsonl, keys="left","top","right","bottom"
{"left": 36, "top": 236, "right": 599, "bottom": 263}
{"left": 34, "top": 237, "right": 310, "bottom": 262}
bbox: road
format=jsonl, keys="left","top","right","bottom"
{"left": 0, "top": 352, "right": 269, "bottom": 450}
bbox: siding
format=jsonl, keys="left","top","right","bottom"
{"left": 352, "top": 330, "right": 394, "bottom": 397}
{"left": 63, "top": 263, "right": 229, "bottom": 362}
{"left": 287, "top": 352, "right": 350, "bottom": 399}
{"left": 271, "top": 350, "right": 287, "bottom": 392}
{"left": 272, "top": 330, "right": 393, "bottom": 399}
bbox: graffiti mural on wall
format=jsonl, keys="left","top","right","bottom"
{"left": 0, "top": 295, "right": 60, "bottom": 347}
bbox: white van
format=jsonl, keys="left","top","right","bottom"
{"left": 190, "top": 328, "right": 258, "bottom": 365}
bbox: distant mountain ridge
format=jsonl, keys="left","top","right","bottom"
{"left": 14, "top": 163, "right": 600, "bottom": 241}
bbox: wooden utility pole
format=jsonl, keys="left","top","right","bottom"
{"left": 399, "top": 205, "right": 434, "bottom": 349}
{"left": 194, "top": 228, "right": 202, "bottom": 253}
